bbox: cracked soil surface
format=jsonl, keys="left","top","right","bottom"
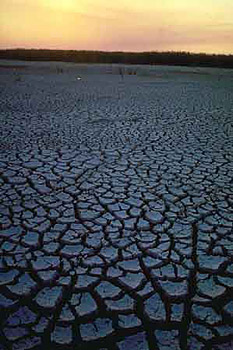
{"left": 0, "top": 62, "right": 233, "bottom": 350}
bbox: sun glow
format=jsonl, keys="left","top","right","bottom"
{"left": 0, "top": 0, "right": 232, "bottom": 53}
{"left": 43, "top": 0, "right": 79, "bottom": 11}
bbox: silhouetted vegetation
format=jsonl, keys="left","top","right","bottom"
{"left": 0, "top": 49, "right": 233, "bottom": 68}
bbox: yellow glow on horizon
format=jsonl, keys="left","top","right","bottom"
{"left": 0, "top": 0, "right": 233, "bottom": 54}
{"left": 43, "top": 0, "right": 83, "bottom": 12}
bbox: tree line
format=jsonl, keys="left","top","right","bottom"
{"left": 0, "top": 49, "right": 233, "bottom": 68}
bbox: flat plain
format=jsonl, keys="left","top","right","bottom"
{"left": 0, "top": 61, "right": 233, "bottom": 350}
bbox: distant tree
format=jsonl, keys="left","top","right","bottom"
{"left": 0, "top": 49, "right": 232, "bottom": 68}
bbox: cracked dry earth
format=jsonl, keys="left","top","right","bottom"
{"left": 0, "top": 62, "right": 233, "bottom": 350}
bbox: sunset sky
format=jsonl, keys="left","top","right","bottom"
{"left": 1, "top": 0, "right": 233, "bottom": 54}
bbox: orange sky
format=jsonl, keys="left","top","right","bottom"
{"left": 0, "top": 0, "right": 233, "bottom": 53}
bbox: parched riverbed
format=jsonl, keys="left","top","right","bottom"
{"left": 0, "top": 61, "right": 233, "bottom": 350}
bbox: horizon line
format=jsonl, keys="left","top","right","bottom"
{"left": 1, "top": 48, "right": 233, "bottom": 56}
